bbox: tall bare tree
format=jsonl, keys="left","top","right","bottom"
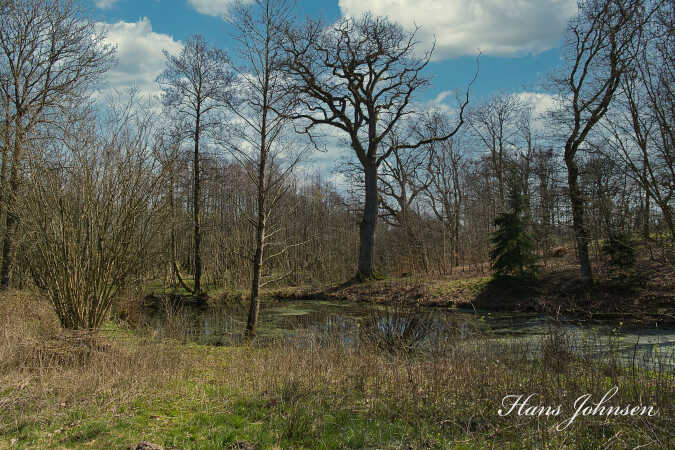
{"left": 220, "top": 0, "right": 302, "bottom": 336}
{"left": 156, "top": 124, "right": 195, "bottom": 292}
{"left": 551, "top": 0, "right": 654, "bottom": 282}
{"left": 601, "top": 63, "right": 674, "bottom": 241}
{"left": 611, "top": 0, "right": 673, "bottom": 242}
{"left": 157, "top": 35, "right": 233, "bottom": 294}
{"left": 282, "top": 13, "right": 474, "bottom": 279}
{"left": 0, "top": 0, "right": 115, "bottom": 289}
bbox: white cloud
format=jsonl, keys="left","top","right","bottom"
{"left": 516, "top": 92, "right": 555, "bottom": 117}
{"left": 97, "top": 18, "right": 182, "bottom": 99}
{"left": 431, "top": 90, "right": 452, "bottom": 104}
{"left": 515, "top": 91, "right": 557, "bottom": 131}
{"left": 187, "top": 0, "right": 252, "bottom": 18}
{"left": 338, "top": 0, "right": 578, "bottom": 59}
{"left": 423, "top": 90, "right": 457, "bottom": 114}
{"left": 94, "top": 0, "right": 119, "bottom": 9}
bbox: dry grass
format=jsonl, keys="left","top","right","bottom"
{"left": 0, "top": 290, "right": 673, "bottom": 448}
{"left": 0, "top": 291, "right": 195, "bottom": 446}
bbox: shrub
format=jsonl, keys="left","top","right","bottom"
{"left": 602, "top": 232, "right": 636, "bottom": 268}
{"left": 21, "top": 100, "right": 168, "bottom": 330}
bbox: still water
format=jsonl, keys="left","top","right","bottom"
{"left": 150, "top": 298, "right": 675, "bottom": 371}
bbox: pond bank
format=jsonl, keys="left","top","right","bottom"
{"left": 271, "top": 260, "right": 675, "bottom": 326}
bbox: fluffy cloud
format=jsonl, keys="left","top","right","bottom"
{"left": 516, "top": 92, "right": 556, "bottom": 118}
{"left": 97, "top": 18, "right": 182, "bottom": 98}
{"left": 513, "top": 91, "right": 557, "bottom": 133}
{"left": 338, "top": 0, "right": 578, "bottom": 59}
{"left": 516, "top": 92, "right": 555, "bottom": 115}
{"left": 187, "top": 0, "right": 252, "bottom": 18}
{"left": 94, "top": 0, "right": 119, "bottom": 9}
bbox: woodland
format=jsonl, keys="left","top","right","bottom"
{"left": 0, "top": 0, "right": 673, "bottom": 448}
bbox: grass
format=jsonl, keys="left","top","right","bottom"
{"left": 273, "top": 275, "right": 494, "bottom": 308}
{"left": 1, "top": 290, "right": 673, "bottom": 449}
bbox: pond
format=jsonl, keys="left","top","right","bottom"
{"left": 148, "top": 298, "right": 675, "bottom": 371}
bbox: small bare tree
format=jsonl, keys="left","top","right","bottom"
{"left": 22, "top": 97, "right": 167, "bottom": 330}
{"left": 282, "top": 13, "right": 475, "bottom": 279}
{"left": 156, "top": 125, "right": 195, "bottom": 292}
{"left": 157, "top": 34, "right": 234, "bottom": 294}
{"left": 424, "top": 116, "right": 467, "bottom": 270}
{"left": 469, "top": 93, "right": 524, "bottom": 209}
{"left": 0, "top": 0, "right": 115, "bottom": 289}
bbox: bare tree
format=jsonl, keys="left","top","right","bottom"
{"left": 378, "top": 121, "right": 434, "bottom": 230}
{"left": 0, "top": 0, "right": 115, "bottom": 289}
{"left": 469, "top": 93, "right": 524, "bottom": 209}
{"left": 282, "top": 13, "right": 475, "bottom": 279}
{"left": 220, "top": 0, "right": 302, "bottom": 336}
{"left": 157, "top": 35, "right": 233, "bottom": 294}
{"left": 550, "top": 0, "right": 654, "bottom": 282}
{"left": 601, "top": 64, "right": 674, "bottom": 241}
{"left": 156, "top": 125, "right": 195, "bottom": 292}
{"left": 610, "top": 1, "right": 673, "bottom": 242}
{"left": 424, "top": 118, "right": 467, "bottom": 270}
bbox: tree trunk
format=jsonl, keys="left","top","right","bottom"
{"left": 642, "top": 186, "right": 650, "bottom": 240}
{"left": 193, "top": 111, "right": 202, "bottom": 294}
{"left": 246, "top": 212, "right": 265, "bottom": 337}
{"left": 657, "top": 201, "right": 674, "bottom": 244}
{"left": 358, "top": 160, "right": 378, "bottom": 278}
{"left": 0, "top": 127, "right": 21, "bottom": 289}
{"left": 169, "top": 170, "right": 193, "bottom": 293}
{"left": 565, "top": 153, "right": 593, "bottom": 282}
{"left": 0, "top": 115, "right": 8, "bottom": 273}
{"left": 0, "top": 208, "right": 16, "bottom": 289}
{"left": 246, "top": 75, "right": 269, "bottom": 336}
{"left": 246, "top": 148, "right": 267, "bottom": 336}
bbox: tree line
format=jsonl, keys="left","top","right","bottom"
{"left": 0, "top": 0, "right": 671, "bottom": 334}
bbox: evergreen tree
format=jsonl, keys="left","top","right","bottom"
{"left": 490, "top": 184, "right": 537, "bottom": 278}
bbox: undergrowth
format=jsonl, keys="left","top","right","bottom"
{"left": 0, "top": 290, "right": 672, "bottom": 449}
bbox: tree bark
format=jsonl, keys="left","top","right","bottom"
{"left": 246, "top": 212, "right": 265, "bottom": 336}
{"left": 193, "top": 110, "right": 202, "bottom": 294}
{"left": 0, "top": 114, "right": 8, "bottom": 275}
{"left": 169, "top": 169, "right": 193, "bottom": 293}
{"left": 0, "top": 208, "right": 16, "bottom": 289}
{"left": 642, "top": 179, "right": 650, "bottom": 240}
{"left": 565, "top": 153, "right": 593, "bottom": 282}
{"left": 358, "top": 160, "right": 378, "bottom": 278}
{"left": 0, "top": 125, "right": 21, "bottom": 289}
{"left": 660, "top": 202, "right": 674, "bottom": 244}
{"left": 246, "top": 130, "right": 268, "bottom": 337}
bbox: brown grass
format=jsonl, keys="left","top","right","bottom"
{"left": 1, "top": 290, "right": 673, "bottom": 448}
{"left": 0, "top": 291, "right": 195, "bottom": 440}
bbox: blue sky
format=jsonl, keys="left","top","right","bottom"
{"left": 90, "top": 0, "right": 575, "bottom": 176}
{"left": 91, "top": 0, "right": 575, "bottom": 104}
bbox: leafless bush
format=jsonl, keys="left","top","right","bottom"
{"left": 20, "top": 99, "right": 168, "bottom": 329}
{"left": 360, "top": 301, "right": 436, "bottom": 353}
